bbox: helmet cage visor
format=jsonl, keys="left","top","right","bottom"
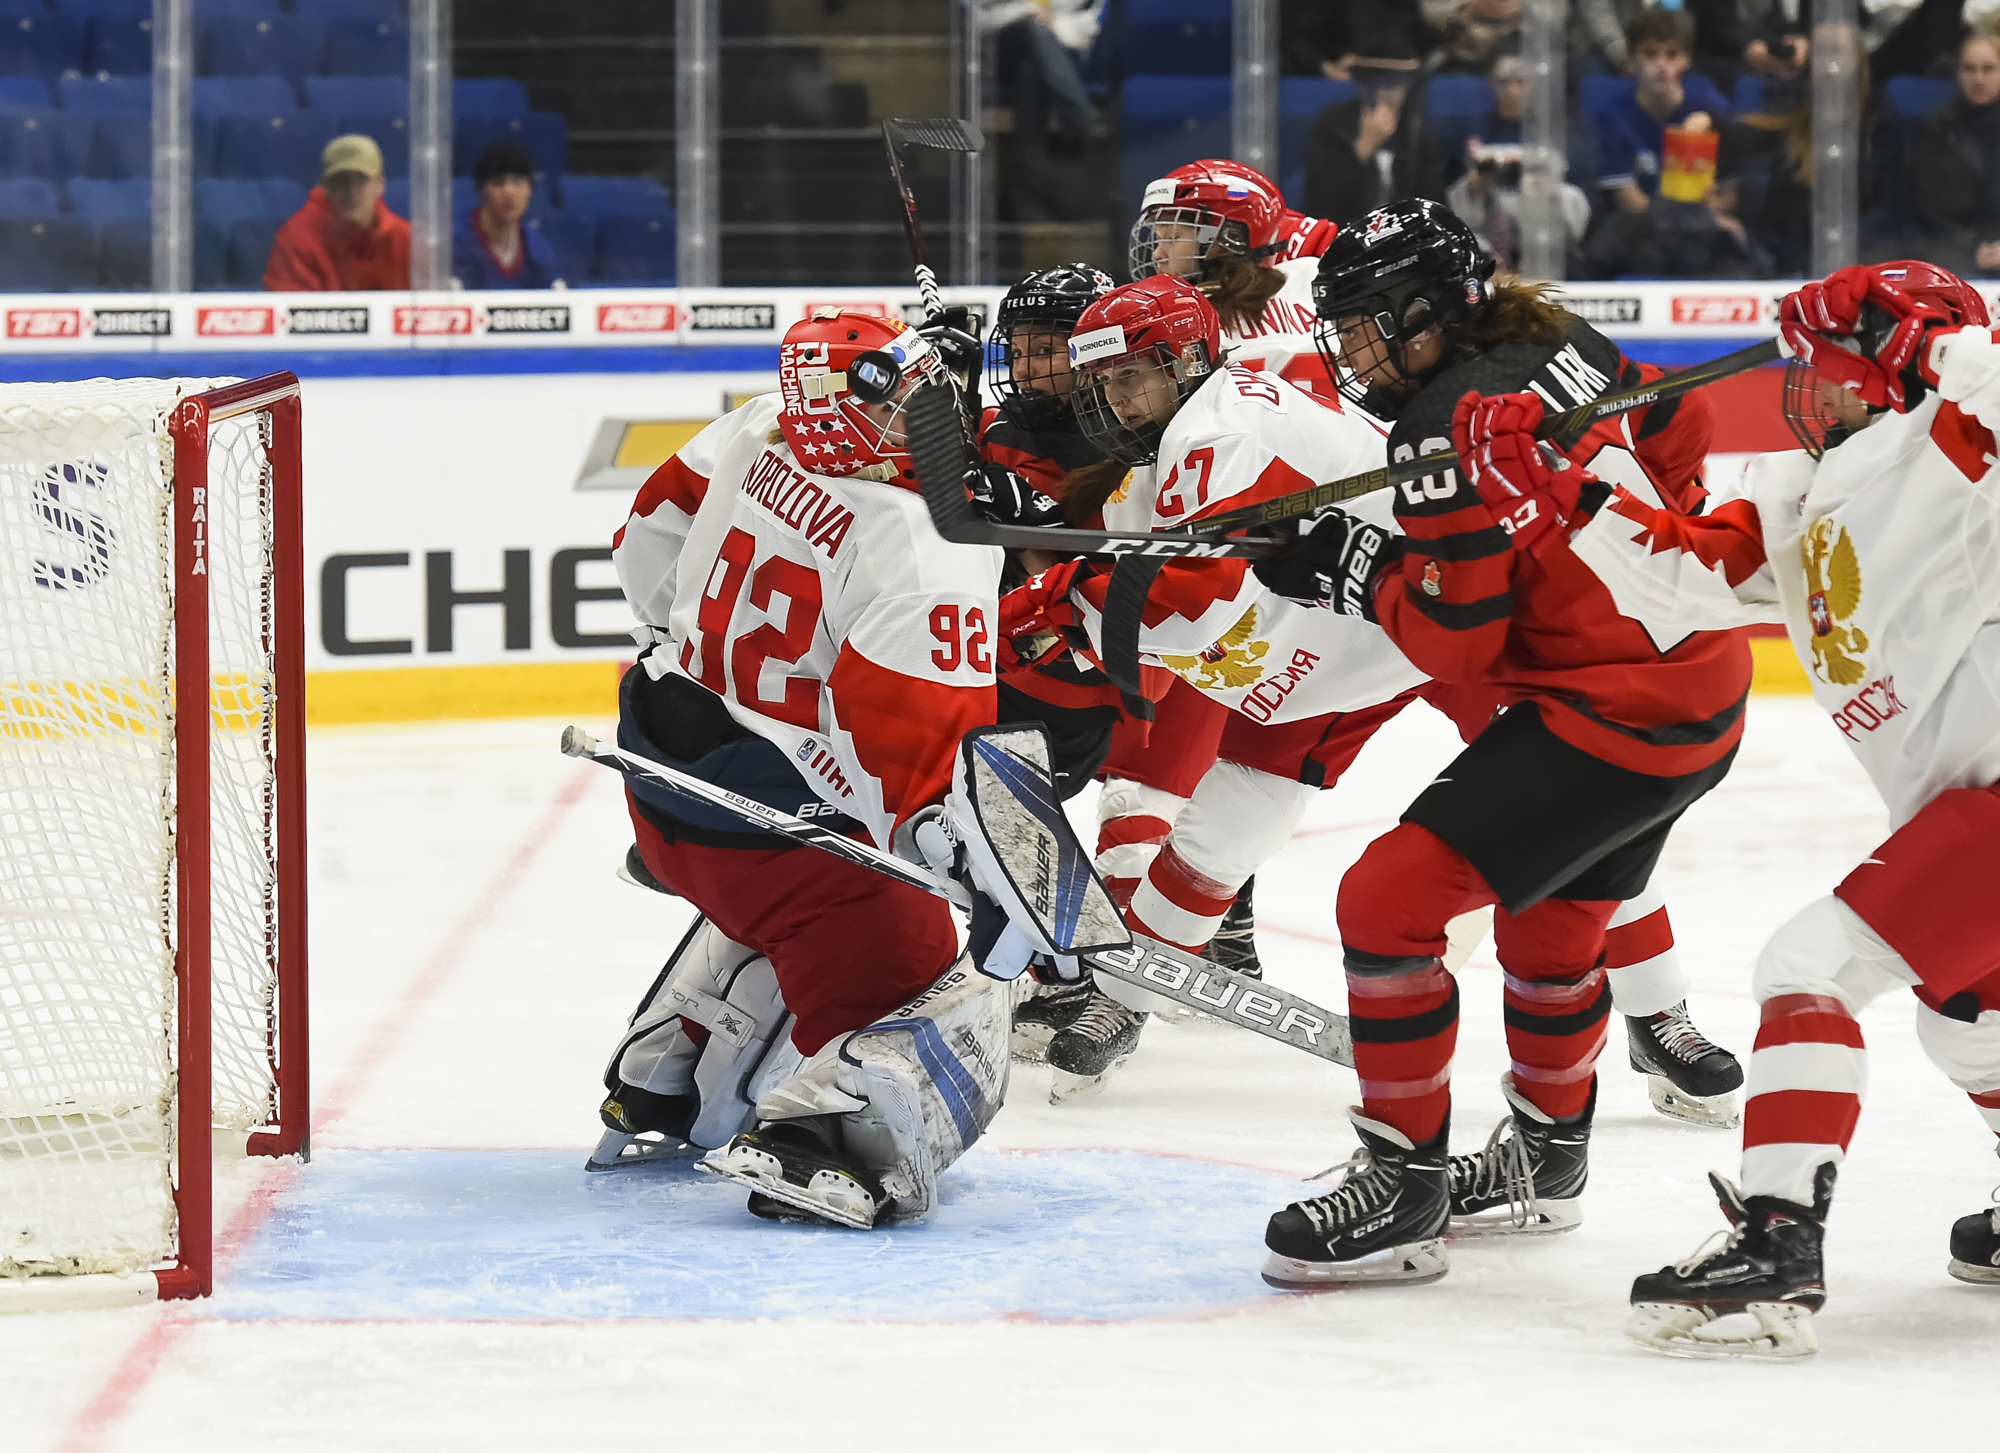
{"left": 1313, "top": 299, "right": 1429, "bottom": 416}
{"left": 990, "top": 318, "right": 1080, "bottom": 425}
{"left": 1129, "top": 204, "right": 1247, "bottom": 282}
{"left": 1781, "top": 354, "right": 1866, "bottom": 460}
{"left": 1070, "top": 344, "right": 1200, "bottom": 466}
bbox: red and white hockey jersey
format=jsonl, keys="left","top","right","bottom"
{"left": 1571, "top": 329, "right": 2000, "bottom": 826}
{"left": 614, "top": 393, "right": 1001, "bottom": 847}
{"left": 1221, "top": 258, "right": 1343, "bottom": 402}
{"left": 1071, "top": 364, "right": 1424, "bottom": 724}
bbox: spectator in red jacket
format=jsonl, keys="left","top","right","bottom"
{"left": 264, "top": 134, "right": 410, "bottom": 292}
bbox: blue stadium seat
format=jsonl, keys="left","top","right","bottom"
{"left": 200, "top": 0, "right": 289, "bottom": 19}
{"left": 332, "top": 111, "right": 407, "bottom": 174}
{"left": 308, "top": 0, "right": 410, "bottom": 22}
{"left": 454, "top": 77, "right": 528, "bottom": 117}
{"left": 225, "top": 214, "right": 279, "bottom": 286}
{"left": 58, "top": 74, "right": 150, "bottom": 114}
{"left": 0, "top": 217, "right": 97, "bottom": 289}
{"left": 1883, "top": 75, "right": 1954, "bottom": 125}
{"left": 258, "top": 176, "right": 306, "bottom": 217}
{"left": 594, "top": 214, "right": 675, "bottom": 283}
{"left": 531, "top": 211, "right": 594, "bottom": 282}
{"left": 1125, "top": 0, "right": 1231, "bottom": 78}
{"left": 0, "top": 176, "right": 60, "bottom": 219}
{"left": 320, "top": 19, "right": 407, "bottom": 76}
{"left": 0, "top": 14, "right": 86, "bottom": 82}
{"left": 93, "top": 113, "right": 151, "bottom": 176}
{"left": 557, "top": 174, "right": 673, "bottom": 220}
{"left": 99, "top": 214, "right": 150, "bottom": 287}
{"left": 453, "top": 110, "right": 565, "bottom": 179}
{"left": 67, "top": 175, "right": 150, "bottom": 221}
{"left": 214, "top": 113, "right": 326, "bottom": 182}
{"left": 0, "top": 111, "right": 59, "bottom": 179}
{"left": 305, "top": 75, "right": 403, "bottom": 113}
{"left": 196, "top": 176, "right": 273, "bottom": 226}
{"left": 1278, "top": 76, "right": 1352, "bottom": 193}
{"left": 1121, "top": 75, "right": 1232, "bottom": 212}
{"left": 1426, "top": 73, "right": 1493, "bottom": 121}
{"left": 382, "top": 175, "right": 407, "bottom": 213}
{"left": 1580, "top": 74, "right": 1634, "bottom": 123}
{"left": 84, "top": 14, "right": 154, "bottom": 76}
{"left": 193, "top": 75, "right": 297, "bottom": 115}
{"left": 0, "top": 76, "right": 51, "bottom": 112}
{"left": 48, "top": 111, "right": 96, "bottom": 175}
{"left": 203, "top": 18, "right": 323, "bottom": 87}
{"left": 59, "top": 0, "right": 155, "bottom": 18}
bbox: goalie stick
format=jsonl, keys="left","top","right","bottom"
{"left": 882, "top": 116, "right": 982, "bottom": 322}
{"left": 907, "top": 337, "right": 1784, "bottom": 559}
{"left": 560, "top": 726, "right": 1354, "bottom": 1067}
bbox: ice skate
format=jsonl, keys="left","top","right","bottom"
{"left": 616, "top": 843, "right": 674, "bottom": 894}
{"left": 698, "top": 1118, "right": 883, "bottom": 1229}
{"left": 1447, "top": 1077, "right": 1591, "bottom": 1234}
{"left": 1947, "top": 1194, "right": 2000, "bottom": 1284}
{"left": 1626, "top": 1166, "right": 1832, "bottom": 1361}
{"left": 1011, "top": 979, "right": 1093, "bottom": 1063}
{"left": 586, "top": 1084, "right": 699, "bottom": 1172}
{"left": 1262, "top": 1110, "right": 1451, "bottom": 1289}
{"left": 1204, "top": 878, "right": 1262, "bottom": 980}
{"left": 1628, "top": 1001, "right": 1743, "bottom": 1127}
{"left": 1045, "top": 988, "right": 1147, "bottom": 1102}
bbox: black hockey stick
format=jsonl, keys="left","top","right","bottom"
{"left": 910, "top": 337, "right": 1784, "bottom": 560}
{"left": 561, "top": 724, "right": 1354, "bottom": 1067}
{"left": 883, "top": 116, "right": 983, "bottom": 321}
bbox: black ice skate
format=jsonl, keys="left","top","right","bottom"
{"left": 1628, "top": 1001, "right": 1744, "bottom": 1128}
{"left": 1947, "top": 1196, "right": 2000, "bottom": 1284}
{"left": 1626, "top": 1165, "right": 1833, "bottom": 1361}
{"left": 698, "top": 1117, "right": 883, "bottom": 1229}
{"left": 615, "top": 843, "right": 674, "bottom": 894}
{"left": 1262, "top": 1110, "right": 1451, "bottom": 1289}
{"left": 1044, "top": 987, "right": 1147, "bottom": 1103}
{"left": 1204, "top": 877, "right": 1262, "bottom": 980}
{"left": 1010, "top": 979, "right": 1094, "bottom": 1063}
{"left": 1448, "top": 1077, "right": 1593, "bottom": 1234}
{"left": 586, "top": 1083, "right": 699, "bottom": 1172}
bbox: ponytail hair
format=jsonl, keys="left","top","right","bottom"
{"left": 1464, "top": 281, "right": 1572, "bottom": 351}
{"left": 1060, "top": 457, "right": 1131, "bottom": 526}
{"left": 1204, "top": 253, "right": 1290, "bottom": 335}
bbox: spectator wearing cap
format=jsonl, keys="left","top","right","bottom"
{"left": 453, "top": 141, "right": 564, "bottom": 290}
{"left": 264, "top": 134, "right": 410, "bottom": 291}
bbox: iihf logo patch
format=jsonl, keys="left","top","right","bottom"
{"left": 797, "top": 739, "right": 817, "bottom": 761}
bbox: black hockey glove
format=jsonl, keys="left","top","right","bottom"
{"left": 918, "top": 305, "right": 986, "bottom": 379}
{"left": 1251, "top": 508, "right": 1400, "bottom": 621}
{"left": 967, "top": 461, "right": 1064, "bottom": 528}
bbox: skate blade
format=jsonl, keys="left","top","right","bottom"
{"left": 1625, "top": 1301, "right": 1818, "bottom": 1361}
{"left": 584, "top": 1129, "right": 700, "bottom": 1173}
{"left": 1048, "top": 1050, "right": 1137, "bottom": 1104}
{"left": 1645, "top": 1076, "right": 1740, "bottom": 1129}
{"left": 1450, "top": 1197, "right": 1581, "bottom": 1237}
{"left": 1260, "top": 1239, "right": 1449, "bottom": 1290}
{"left": 1947, "top": 1258, "right": 2000, "bottom": 1285}
{"left": 696, "top": 1147, "right": 878, "bottom": 1230}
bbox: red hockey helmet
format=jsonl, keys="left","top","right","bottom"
{"left": 1129, "top": 159, "right": 1287, "bottom": 284}
{"left": 1067, "top": 275, "right": 1223, "bottom": 465}
{"left": 1783, "top": 260, "right": 1993, "bottom": 457}
{"left": 776, "top": 307, "right": 950, "bottom": 481}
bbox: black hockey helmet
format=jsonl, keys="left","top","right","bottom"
{"left": 991, "top": 262, "right": 1117, "bottom": 428}
{"left": 1312, "top": 199, "right": 1496, "bottom": 419}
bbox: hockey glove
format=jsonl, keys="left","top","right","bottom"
{"left": 1451, "top": 389, "right": 1584, "bottom": 558}
{"left": 919, "top": 306, "right": 986, "bottom": 381}
{"left": 997, "top": 559, "right": 1094, "bottom": 671}
{"left": 1251, "top": 507, "right": 1399, "bottom": 619}
{"left": 1780, "top": 266, "right": 1953, "bottom": 412}
{"left": 967, "top": 460, "right": 1064, "bottom": 528}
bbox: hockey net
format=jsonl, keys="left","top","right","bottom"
{"left": 0, "top": 374, "right": 306, "bottom": 1309}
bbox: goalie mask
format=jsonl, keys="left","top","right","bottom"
{"left": 1782, "top": 259, "right": 1991, "bottom": 458}
{"left": 990, "top": 262, "right": 1117, "bottom": 430}
{"left": 1067, "top": 276, "right": 1223, "bottom": 467}
{"left": 777, "top": 308, "right": 950, "bottom": 483}
{"left": 1128, "top": 160, "right": 1286, "bottom": 285}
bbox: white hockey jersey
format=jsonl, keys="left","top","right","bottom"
{"left": 1223, "top": 257, "right": 1331, "bottom": 393}
{"left": 614, "top": 393, "right": 1001, "bottom": 847}
{"left": 1071, "top": 362, "right": 1426, "bottom": 724}
{"left": 1570, "top": 329, "right": 2000, "bottom": 828}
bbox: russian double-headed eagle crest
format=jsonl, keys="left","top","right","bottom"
{"left": 1161, "top": 607, "right": 1269, "bottom": 690}
{"left": 1801, "top": 516, "right": 1868, "bottom": 686}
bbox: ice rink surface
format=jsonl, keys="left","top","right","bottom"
{"left": 10, "top": 696, "right": 2000, "bottom": 1452}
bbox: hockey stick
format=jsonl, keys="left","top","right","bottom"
{"left": 561, "top": 725, "right": 1354, "bottom": 1067}
{"left": 882, "top": 116, "right": 983, "bottom": 321}
{"left": 909, "top": 337, "right": 1784, "bottom": 559}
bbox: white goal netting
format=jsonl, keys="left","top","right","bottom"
{"left": 0, "top": 378, "right": 285, "bottom": 1280}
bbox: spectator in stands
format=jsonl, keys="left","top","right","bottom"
{"left": 1280, "top": 0, "right": 1435, "bottom": 79}
{"left": 1300, "top": 50, "right": 1443, "bottom": 223}
{"left": 1575, "top": 0, "right": 1650, "bottom": 76}
{"left": 1582, "top": 7, "right": 1752, "bottom": 277}
{"left": 1444, "top": 49, "right": 1592, "bottom": 270}
{"left": 1686, "top": 0, "right": 1808, "bottom": 91}
{"left": 452, "top": 141, "right": 563, "bottom": 290}
{"left": 1911, "top": 32, "right": 2000, "bottom": 276}
{"left": 264, "top": 135, "right": 410, "bottom": 292}
{"left": 981, "top": 0, "right": 1099, "bottom": 223}
{"left": 1436, "top": 0, "right": 1522, "bottom": 75}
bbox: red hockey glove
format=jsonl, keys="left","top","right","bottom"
{"left": 1450, "top": 390, "right": 1584, "bottom": 558}
{"left": 997, "top": 559, "right": 1093, "bottom": 673}
{"left": 1779, "top": 266, "right": 1953, "bottom": 412}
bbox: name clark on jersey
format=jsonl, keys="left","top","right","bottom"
{"left": 740, "top": 449, "right": 856, "bottom": 556}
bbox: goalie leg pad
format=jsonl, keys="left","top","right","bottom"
{"left": 746, "top": 959, "right": 1011, "bottom": 1221}
{"left": 605, "top": 918, "right": 759, "bottom": 1100}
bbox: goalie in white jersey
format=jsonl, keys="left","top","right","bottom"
{"left": 1526, "top": 261, "right": 2000, "bottom": 1357}
{"left": 592, "top": 308, "right": 1030, "bottom": 1229}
